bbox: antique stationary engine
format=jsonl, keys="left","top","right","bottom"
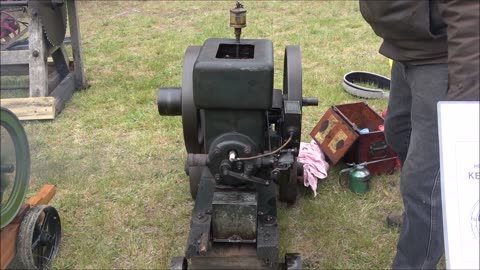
{"left": 157, "top": 2, "right": 317, "bottom": 269}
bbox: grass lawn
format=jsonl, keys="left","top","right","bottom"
{"left": 5, "top": 1, "right": 414, "bottom": 269}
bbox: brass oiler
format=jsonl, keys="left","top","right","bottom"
{"left": 230, "top": 1, "right": 247, "bottom": 42}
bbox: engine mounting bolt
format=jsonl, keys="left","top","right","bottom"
{"left": 214, "top": 174, "right": 220, "bottom": 181}
{"left": 32, "top": 50, "right": 39, "bottom": 57}
{"left": 213, "top": 147, "right": 221, "bottom": 156}
{"left": 243, "top": 146, "right": 251, "bottom": 154}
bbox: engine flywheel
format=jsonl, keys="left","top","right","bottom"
{"left": 0, "top": 107, "right": 30, "bottom": 229}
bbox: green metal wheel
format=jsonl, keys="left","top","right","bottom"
{"left": 0, "top": 107, "right": 30, "bottom": 229}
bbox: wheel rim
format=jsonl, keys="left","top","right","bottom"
{"left": 0, "top": 107, "right": 30, "bottom": 229}
{"left": 17, "top": 205, "right": 62, "bottom": 269}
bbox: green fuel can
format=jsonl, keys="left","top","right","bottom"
{"left": 339, "top": 164, "right": 371, "bottom": 194}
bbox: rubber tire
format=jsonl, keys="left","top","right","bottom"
{"left": 14, "top": 205, "right": 61, "bottom": 270}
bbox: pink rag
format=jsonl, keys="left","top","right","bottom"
{"left": 297, "top": 140, "right": 330, "bottom": 196}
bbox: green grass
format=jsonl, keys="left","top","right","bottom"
{"left": 2, "top": 1, "right": 416, "bottom": 269}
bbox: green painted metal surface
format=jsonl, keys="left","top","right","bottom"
{"left": 0, "top": 107, "right": 30, "bottom": 229}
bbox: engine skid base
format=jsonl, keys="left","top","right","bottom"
{"left": 172, "top": 167, "right": 298, "bottom": 270}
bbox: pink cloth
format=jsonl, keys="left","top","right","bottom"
{"left": 297, "top": 140, "right": 330, "bottom": 196}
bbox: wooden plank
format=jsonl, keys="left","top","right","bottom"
{"left": 0, "top": 64, "right": 29, "bottom": 76}
{"left": 27, "top": 3, "right": 48, "bottom": 97}
{"left": 0, "top": 62, "right": 62, "bottom": 76}
{"left": 0, "top": 204, "right": 28, "bottom": 270}
{"left": 0, "top": 97, "right": 56, "bottom": 120}
{"left": 27, "top": 184, "right": 57, "bottom": 206}
{"left": 0, "top": 223, "right": 20, "bottom": 269}
{"left": 0, "top": 50, "right": 29, "bottom": 65}
{"left": 50, "top": 73, "right": 75, "bottom": 114}
{"left": 0, "top": 69, "right": 62, "bottom": 91}
{"left": 67, "top": 0, "right": 88, "bottom": 90}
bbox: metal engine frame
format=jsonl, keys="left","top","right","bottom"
{"left": 157, "top": 3, "right": 317, "bottom": 269}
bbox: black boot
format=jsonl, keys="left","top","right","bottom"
{"left": 386, "top": 211, "right": 405, "bottom": 228}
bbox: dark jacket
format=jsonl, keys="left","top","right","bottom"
{"left": 359, "top": 0, "right": 479, "bottom": 101}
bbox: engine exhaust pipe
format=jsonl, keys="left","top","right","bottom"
{"left": 157, "top": 87, "right": 182, "bottom": 116}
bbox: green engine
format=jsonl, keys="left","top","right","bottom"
{"left": 157, "top": 2, "right": 317, "bottom": 269}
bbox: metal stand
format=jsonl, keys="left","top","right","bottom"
{"left": 172, "top": 167, "right": 299, "bottom": 270}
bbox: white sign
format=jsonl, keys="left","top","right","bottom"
{"left": 438, "top": 101, "right": 480, "bottom": 270}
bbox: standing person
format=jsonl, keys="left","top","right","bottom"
{"left": 359, "top": 1, "right": 479, "bottom": 269}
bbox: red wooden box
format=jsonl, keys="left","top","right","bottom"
{"left": 310, "top": 102, "right": 397, "bottom": 175}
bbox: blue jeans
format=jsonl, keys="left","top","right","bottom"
{"left": 385, "top": 61, "right": 448, "bottom": 269}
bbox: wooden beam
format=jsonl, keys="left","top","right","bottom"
{"left": 67, "top": 0, "right": 88, "bottom": 90}
{"left": 0, "top": 64, "right": 29, "bottom": 76}
{"left": 0, "top": 69, "right": 63, "bottom": 91}
{"left": 27, "top": 2, "right": 48, "bottom": 97}
{"left": 0, "top": 223, "right": 20, "bottom": 269}
{"left": 27, "top": 184, "right": 57, "bottom": 206}
{"left": 50, "top": 73, "right": 75, "bottom": 114}
{"left": 0, "top": 50, "right": 29, "bottom": 65}
{"left": 0, "top": 205, "right": 28, "bottom": 270}
{"left": 0, "top": 97, "right": 56, "bottom": 120}
{"left": 0, "top": 61, "right": 71, "bottom": 77}
{"left": 52, "top": 45, "right": 70, "bottom": 78}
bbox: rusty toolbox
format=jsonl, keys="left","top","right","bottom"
{"left": 310, "top": 102, "right": 397, "bottom": 175}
